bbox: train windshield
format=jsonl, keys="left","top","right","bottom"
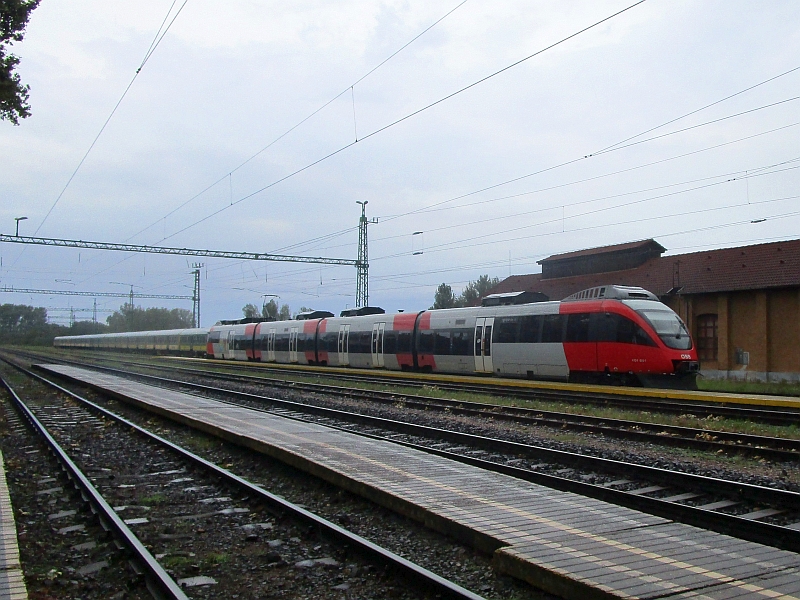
{"left": 635, "top": 309, "right": 692, "bottom": 350}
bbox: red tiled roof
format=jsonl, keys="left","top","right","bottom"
{"left": 537, "top": 239, "right": 666, "bottom": 263}
{"left": 491, "top": 239, "right": 800, "bottom": 300}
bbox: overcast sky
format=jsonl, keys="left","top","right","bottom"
{"left": 1, "top": 0, "right": 799, "bottom": 325}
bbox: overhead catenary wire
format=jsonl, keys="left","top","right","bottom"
{"left": 370, "top": 161, "right": 800, "bottom": 261}
{"left": 135, "top": 1, "right": 647, "bottom": 247}
{"left": 31, "top": 0, "right": 190, "bottom": 239}
{"left": 122, "top": 0, "right": 470, "bottom": 245}
{"left": 249, "top": 117, "right": 800, "bottom": 259}
{"left": 252, "top": 70, "right": 800, "bottom": 258}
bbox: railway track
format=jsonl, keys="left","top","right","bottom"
{"left": 41, "top": 347, "right": 800, "bottom": 425}
{"left": 24, "top": 349, "right": 800, "bottom": 461}
{"left": 0, "top": 359, "right": 498, "bottom": 600}
{"left": 27, "top": 355, "right": 800, "bottom": 555}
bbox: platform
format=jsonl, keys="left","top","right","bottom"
{"left": 0, "top": 449, "right": 27, "bottom": 600}
{"left": 41, "top": 364, "right": 800, "bottom": 600}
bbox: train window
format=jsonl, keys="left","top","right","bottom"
{"left": 384, "top": 331, "right": 397, "bottom": 354}
{"left": 484, "top": 325, "right": 492, "bottom": 356}
{"left": 565, "top": 313, "right": 591, "bottom": 342}
{"left": 418, "top": 330, "right": 434, "bottom": 353}
{"left": 434, "top": 331, "right": 451, "bottom": 354}
{"left": 541, "top": 314, "right": 565, "bottom": 343}
{"left": 352, "top": 331, "right": 370, "bottom": 354}
{"left": 397, "top": 331, "right": 412, "bottom": 353}
{"left": 495, "top": 317, "right": 519, "bottom": 344}
{"left": 275, "top": 334, "right": 290, "bottom": 352}
{"left": 320, "top": 332, "right": 336, "bottom": 353}
{"left": 614, "top": 316, "right": 657, "bottom": 346}
{"left": 519, "top": 315, "right": 541, "bottom": 343}
{"left": 636, "top": 309, "right": 692, "bottom": 350}
{"left": 451, "top": 329, "right": 472, "bottom": 355}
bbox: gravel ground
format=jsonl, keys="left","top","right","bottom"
{"left": 1, "top": 360, "right": 553, "bottom": 600}
{"left": 0, "top": 377, "right": 152, "bottom": 599}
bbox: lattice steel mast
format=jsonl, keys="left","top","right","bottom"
{"left": 355, "top": 201, "right": 376, "bottom": 307}
{"left": 191, "top": 263, "right": 203, "bottom": 328}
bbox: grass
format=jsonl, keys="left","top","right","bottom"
{"left": 247, "top": 371, "right": 800, "bottom": 440}
{"left": 140, "top": 493, "right": 167, "bottom": 505}
{"left": 203, "top": 552, "right": 229, "bottom": 566}
{"left": 698, "top": 378, "right": 800, "bottom": 397}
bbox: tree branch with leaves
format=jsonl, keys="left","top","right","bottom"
{"left": 1, "top": 0, "right": 40, "bottom": 124}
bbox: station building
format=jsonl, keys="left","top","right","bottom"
{"left": 487, "top": 238, "right": 800, "bottom": 382}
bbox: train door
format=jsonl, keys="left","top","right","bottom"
{"left": 371, "top": 322, "right": 385, "bottom": 368}
{"left": 337, "top": 324, "right": 350, "bottom": 366}
{"left": 474, "top": 317, "right": 494, "bottom": 373}
{"left": 225, "top": 330, "right": 235, "bottom": 359}
{"left": 267, "top": 330, "right": 275, "bottom": 362}
{"left": 289, "top": 327, "right": 298, "bottom": 362}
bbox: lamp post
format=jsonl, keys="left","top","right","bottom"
{"left": 14, "top": 216, "right": 27, "bottom": 237}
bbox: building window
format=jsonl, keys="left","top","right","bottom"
{"left": 696, "top": 314, "right": 718, "bottom": 361}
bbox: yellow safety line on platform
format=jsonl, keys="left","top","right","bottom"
{"left": 166, "top": 356, "right": 800, "bottom": 410}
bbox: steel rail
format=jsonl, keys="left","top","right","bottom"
{"left": 27, "top": 348, "right": 800, "bottom": 424}
{"left": 31, "top": 361, "right": 800, "bottom": 554}
{"left": 0, "top": 372, "right": 190, "bottom": 600}
{"left": 188, "top": 359, "right": 800, "bottom": 424}
{"left": 89, "top": 358, "right": 800, "bottom": 461}
{"left": 6, "top": 360, "right": 487, "bottom": 600}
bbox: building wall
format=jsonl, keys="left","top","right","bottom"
{"left": 768, "top": 289, "right": 800, "bottom": 373}
{"left": 681, "top": 288, "right": 800, "bottom": 382}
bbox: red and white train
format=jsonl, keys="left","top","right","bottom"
{"left": 203, "top": 285, "right": 699, "bottom": 387}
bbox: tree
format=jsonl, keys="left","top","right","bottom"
{"left": 106, "top": 304, "right": 194, "bottom": 332}
{"left": 1, "top": 0, "right": 40, "bottom": 124}
{"left": 278, "top": 304, "right": 291, "bottom": 321}
{"left": 262, "top": 299, "right": 278, "bottom": 320}
{"left": 458, "top": 275, "right": 499, "bottom": 306}
{"left": 430, "top": 275, "right": 500, "bottom": 309}
{"left": 242, "top": 303, "right": 260, "bottom": 319}
{"left": 431, "top": 283, "right": 457, "bottom": 309}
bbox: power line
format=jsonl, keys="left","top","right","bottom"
{"left": 140, "top": 1, "right": 647, "bottom": 246}
{"left": 123, "top": 0, "right": 470, "bottom": 246}
{"left": 595, "top": 64, "right": 800, "bottom": 153}
{"left": 371, "top": 163, "right": 800, "bottom": 261}
{"left": 32, "top": 0, "right": 190, "bottom": 238}
{"left": 376, "top": 64, "right": 800, "bottom": 225}
{"left": 253, "top": 118, "right": 800, "bottom": 258}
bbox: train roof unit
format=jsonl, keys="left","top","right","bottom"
{"left": 563, "top": 285, "right": 659, "bottom": 302}
{"left": 481, "top": 291, "right": 549, "bottom": 306}
{"left": 339, "top": 306, "right": 385, "bottom": 317}
{"left": 295, "top": 310, "right": 335, "bottom": 320}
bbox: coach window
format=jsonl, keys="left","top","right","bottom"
{"left": 451, "top": 329, "right": 472, "bottom": 355}
{"left": 519, "top": 315, "right": 541, "bottom": 343}
{"left": 541, "top": 314, "right": 565, "bottom": 343}
{"left": 696, "top": 314, "right": 718, "bottom": 361}
{"left": 435, "top": 330, "right": 451, "bottom": 354}
{"left": 565, "top": 313, "right": 591, "bottom": 342}
{"left": 496, "top": 317, "right": 519, "bottom": 344}
{"left": 418, "top": 330, "right": 434, "bottom": 353}
{"left": 397, "top": 331, "right": 412, "bottom": 353}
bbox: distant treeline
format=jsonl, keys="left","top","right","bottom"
{"left": 0, "top": 303, "right": 195, "bottom": 346}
